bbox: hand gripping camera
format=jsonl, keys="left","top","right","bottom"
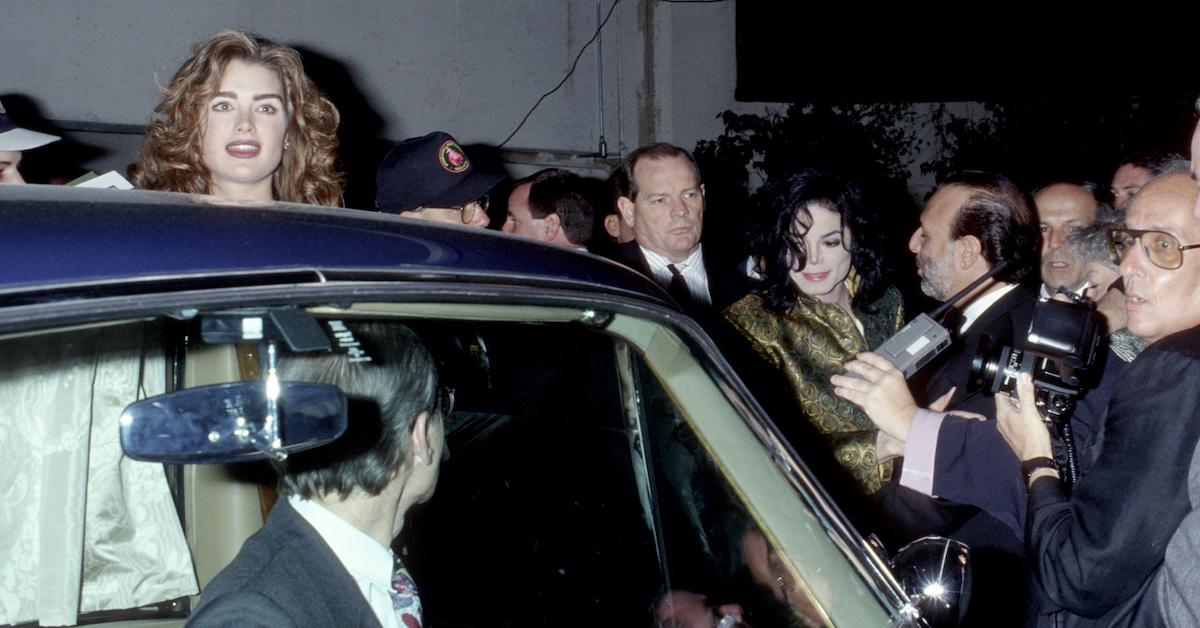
{"left": 967, "top": 294, "right": 1102, "bottom": 422}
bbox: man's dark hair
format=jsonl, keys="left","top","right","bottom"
{"left": 277, "top": 321, "right": 439, "bottom": 500}
{"left": 941, "top": 170, "right": 1037, "bottom": 283}
{"left": 1118, "top": 150, "right": 1185, "bottom": 176}
{"left": 611, "top": 142, "right": 702, "bottom": 201}
{"left": 1078, "top": 180, "right": 1119, "bottom": 222}
{"left": 518, "top": 168, "right": 594, "bottom": 246}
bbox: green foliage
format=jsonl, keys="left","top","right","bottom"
{"left": 692, "top": 96, "right": 1196, "bottom": 271}
{"left": 928, "top": 99, "right": 1196, "bottom": 188}
{"left": 695, "top": 98, "right": 1196, "bottom": 203}
{"left": 693, "top": 102, "right": 925, "bottom": 263}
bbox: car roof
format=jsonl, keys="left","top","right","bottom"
{"left": 0, "top": 185, "right": 670, "bottom": 307}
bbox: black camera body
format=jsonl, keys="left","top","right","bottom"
{"left": 969, "top": 295, "right": 1102, "bottom": 421}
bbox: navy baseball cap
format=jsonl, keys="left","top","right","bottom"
{"left": 0, "top": 99, "right": 59, "bottom": 152}
{"left": 375, "top": 131, "right": 505, "bottom": 212}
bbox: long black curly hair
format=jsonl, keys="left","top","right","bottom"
{"left": 749, "top": 169, "right": 888, "bottom": 313}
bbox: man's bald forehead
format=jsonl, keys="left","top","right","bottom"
{"left": 1131, "top": 171, "right": 1199, "bottom": 209}
{"left": 1035, "top": 182, "right": 1095, "bottom": 206}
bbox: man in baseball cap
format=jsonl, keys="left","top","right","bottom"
{"left": 375, "top": 131, "right": 505, "bottom": 228}
{"left": 0, "top": 98, "right": 60, "bottom": 184}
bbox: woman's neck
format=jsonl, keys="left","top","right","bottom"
{"left": 210, "top": 179, "right": 274, "bottom": 202}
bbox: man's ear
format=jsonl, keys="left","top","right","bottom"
{"left": 543, "top": 213, "right": 561, "bottom": 242}
{"left": 617, "top": 196, "right": 636, "bottom": 228}
{"left": 957, "top": 235, "right": 983, "bottom": 270}
{"left": 603, "top": 214, "right": 622, "bottom": 239}
{"left": 409, "top": 411, "right": 432, "bottom": 465}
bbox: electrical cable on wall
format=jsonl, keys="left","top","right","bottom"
{"left": 497, "top": 0, "right": 621, "bottom": 149}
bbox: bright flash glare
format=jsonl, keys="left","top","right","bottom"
{"left": 266, "top": 373, "right": 280, "bottom": 401}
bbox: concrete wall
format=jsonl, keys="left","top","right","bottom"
{"left": 3, "top": 0, "right": 751, "bottom": 182}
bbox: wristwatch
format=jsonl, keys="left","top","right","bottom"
{"left": 1020, "top": 456, "right": 1058, "bottom": 483}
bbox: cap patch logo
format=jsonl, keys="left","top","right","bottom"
{"left": 438, "top": 140, "right": 470, "bottom": 174}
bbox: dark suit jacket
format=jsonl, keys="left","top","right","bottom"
{"left": 1023, "top": 324, "right": 1200, "bottom": 625}
{"left": 188, "top": 500, "right": 382, "bottom": 628}
{"left": 915, "top": 283, "right": 1039, "bottom": 415}
{"left": 606, "top": 241, "right": 750, "bottom": 318}
{"left": 880, "top": 284, "right": 1040, "bottom": 626}
{"left": 930, "top": 346, "right": 1129, "bottom": 539}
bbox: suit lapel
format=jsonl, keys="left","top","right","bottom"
{"left": 616, "top": 241, "right": 653, "bottom": 279}
{"left": 918, "top": 285, "right": 1038, "bottom": 409}
{"left": 270, "top": 502, "right": 386, "bottom": 628}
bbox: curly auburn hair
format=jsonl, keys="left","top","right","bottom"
{"left": 130, "top": 30, "right": 343, "bottom": 206}
{"left": 750, "top": 170, "right": 888, "bottom": 313}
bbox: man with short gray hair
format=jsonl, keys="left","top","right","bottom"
{"left": 191, "top": 322, "right": 449, "bottom": 628}
{"left": 607, "top": 142, "right": 749, "bottom": 319}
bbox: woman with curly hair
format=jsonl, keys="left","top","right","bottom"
{"left": 131, "top": 30, "right": 343, "bottom": 205}
{"left": 724, "top": 170, "right": 903, "bottom": 493}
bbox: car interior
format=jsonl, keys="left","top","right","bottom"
{"left": 2, "top": 302, "right": 861, "bottom": 627}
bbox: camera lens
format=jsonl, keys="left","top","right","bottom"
{"left": 968, "top": 335, "right": 1016, "bottom": 395}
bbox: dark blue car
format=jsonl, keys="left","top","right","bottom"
{"left": 0, "top": 185, "right": 957, "bottom": 627}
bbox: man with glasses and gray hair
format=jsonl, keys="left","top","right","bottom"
{"left": 997, "top": 170, "right": 1200, "bottom": 625}
{"left": 376, "top": 131, "right": 504, "bottom": 229}
{"left": 1125, "top": 121, "right": 1200, "bottom": 626}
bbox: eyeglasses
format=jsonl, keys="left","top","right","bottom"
{"left": 1107, "top": 228, "right": 1200, "bottom": 270}
{"left": 452, "top": 194, "right": 489, "bottom": 224}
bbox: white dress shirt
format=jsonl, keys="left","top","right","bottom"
{"left": 290, "top": 495, "right": 401, "bottom": 628}
{"left": 958, "top": 282, "right": 1016, "bottom": 333}
{"left": 640, "top": 244, "right": 712, "bottom": 306}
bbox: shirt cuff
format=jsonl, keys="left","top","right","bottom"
{"left": 898, "top": 408, "right": 946, "bottom": 496}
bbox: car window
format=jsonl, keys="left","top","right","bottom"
{"left": 0, "top": 319, "right": 195, "bottom": 626}
{"left": 0, "top": 305, "right": 901, "bottom": 627}
{"left": 398, "top": 316, "right": 841, "bottom": 626}
{"left": 400, "top": 320, "right": 663, "bottom": 625}
{"left": 629, "top": 348, "right": 829, "bottom": 627}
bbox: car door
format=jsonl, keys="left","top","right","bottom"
{"left": 386, "top": 304, "right": 904, "bottom": 626}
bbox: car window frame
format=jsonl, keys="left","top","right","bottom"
{"left": 0, "top": 285, "right": 914, "bottom": 626}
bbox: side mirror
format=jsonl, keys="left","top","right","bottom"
{"left": 120, "top": 381, "right": 347, "bottom": 464}
{"left": 890, "top": 536, "right": 971, "bottom": 626}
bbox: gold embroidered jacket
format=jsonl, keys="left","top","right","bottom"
{"left": 724, "top": 285, "right": 904, "bottom": 493}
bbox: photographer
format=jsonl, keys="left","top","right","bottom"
{"left": 997, "top": 171, "right": 1200, "bottom": 625}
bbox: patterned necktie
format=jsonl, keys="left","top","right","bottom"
{"left": 390, "top": 565, "right": 423, "bottom": 628}
{"left": 667, "top": 263, "right": 695, "bottom": 309}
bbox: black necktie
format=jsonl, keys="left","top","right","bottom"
{"left": 667, "top": 264, "right": 695, "bottom": 309}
